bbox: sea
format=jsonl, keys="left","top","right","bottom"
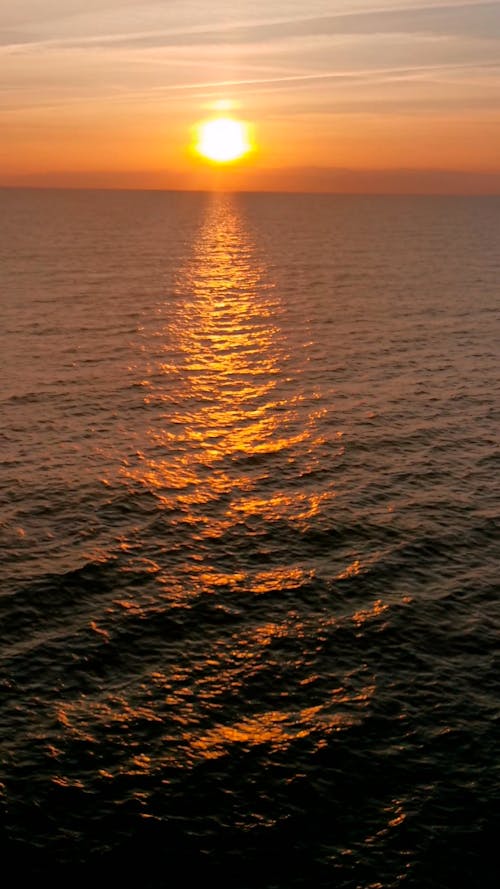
{"left": 1, "top": 188, "right": 499, "bottom": 888}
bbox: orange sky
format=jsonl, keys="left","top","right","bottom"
{"left": 2, "top": 1, "right": 500, "bottom": 193}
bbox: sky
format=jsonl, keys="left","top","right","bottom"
{"left": 1, "top": 0, "right": 500, "bottom": 192}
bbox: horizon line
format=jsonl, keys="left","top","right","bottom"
{"left": 2, "top": 183, "right": 500, "bottom": 198}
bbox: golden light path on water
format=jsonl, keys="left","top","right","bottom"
{"left": 58, "top": 195, "right": 385, "bottom": 797}
{"left": 124, "top": 195, "right": 337, "bottom": 595}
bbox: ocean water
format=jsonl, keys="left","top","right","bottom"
{"left": 1, "top": 188, "right": 499, "bottom": 888}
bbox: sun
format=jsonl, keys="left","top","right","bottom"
{"left": 195, "top": 117, "right": 252, "bottom": 163}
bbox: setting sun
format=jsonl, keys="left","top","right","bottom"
{"left": 196, "top": 117, "right": 252, "bottom": 164}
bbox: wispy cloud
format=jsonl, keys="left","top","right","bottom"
{"left": 1, "top": 1, "right": 499, "bottom": 52}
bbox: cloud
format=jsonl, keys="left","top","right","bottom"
{"left": 1, "top": 2, "right": 499, "bottom": 51}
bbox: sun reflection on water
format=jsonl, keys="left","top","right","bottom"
{"left": 61, "top": 194, "right": 381, "bottom": 778}
{"left": 123, "top": 194, "right": 336, "bottom": 602}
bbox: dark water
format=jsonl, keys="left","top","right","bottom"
{"left": 1, "top": 188, "right": 499, "bottom": 887}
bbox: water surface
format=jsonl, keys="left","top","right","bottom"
{"left": 1, "top": 188, "right": 499, "bottom": 887}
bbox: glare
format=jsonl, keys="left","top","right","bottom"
{"left": 196, "top": 117, "right": 252, "bottom": 163}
